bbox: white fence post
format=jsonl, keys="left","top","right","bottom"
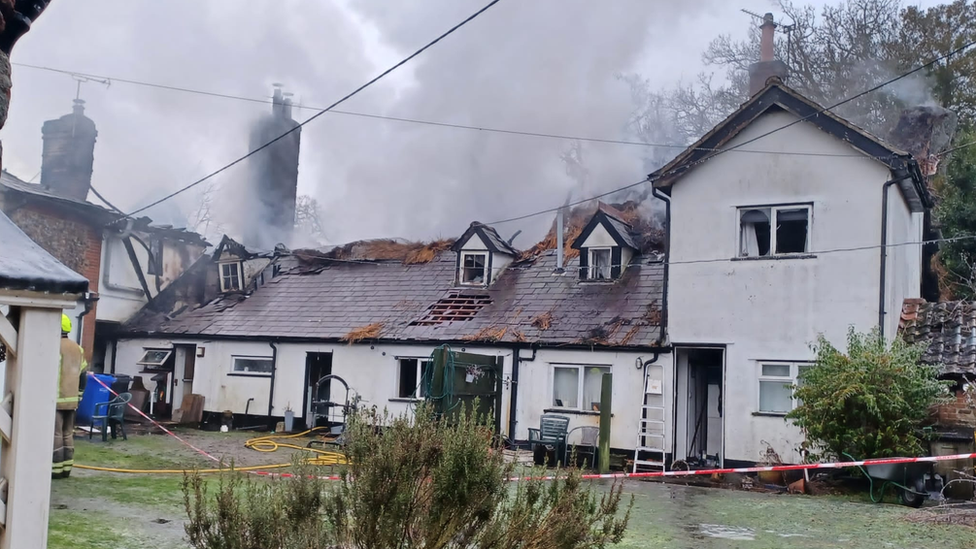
{"left": 0, "top": 306, "right": 62, "bottom": 549}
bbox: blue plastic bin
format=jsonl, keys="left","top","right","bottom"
{"left": 76, "top": 374, "right": 116, "bottom": 426}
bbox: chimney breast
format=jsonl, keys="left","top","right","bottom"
{"left": 240, "top": 86, "right": 302, "bottom": 250}
{"left": 40, "top": 99, "right": 97, "bottom": 201}
{"left": 747, "top": 12, "right": 789, "bottom": 96}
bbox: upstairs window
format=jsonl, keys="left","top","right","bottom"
{"left": 588, "top": 248, "right": 612, "bottom": 280}
{"left": 220, "top": 262, "right": 242, "bottom": 292}
{"left": 460, "top": 252, "right": 487, "bottom": 285}
{"left": 739, "top": 205, "right": 810, "bottom": 258}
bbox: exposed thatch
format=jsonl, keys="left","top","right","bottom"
{"left": 518, "top": 200, "right": 664, "bottom": 263}
{"left": 462, "top": 325, "right": 508, "bottom": 343}
{"left": 531, "top": 311, "right": 553, "bottom": 331}
{"left": 341, "top": 322, "right": 384, "bottom": 344}
{"left": 295, "top": 238, "right": 455, "bottom": 266}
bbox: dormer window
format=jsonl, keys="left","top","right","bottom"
{"left": 452, "top": 222, "right": 519, "bottom": 287}
{"left": 588, "top": 248, "right": 612, "bottom": 280}
{"left": 460, "top": 252, "right": 487, "bottom": 285}
{"left": 220, "top": 262, "right": 242, "bottom": 292}
{"left": 572, "top": 205, "right": 639, "bottom": 282}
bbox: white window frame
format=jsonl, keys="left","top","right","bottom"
{"left": 136, "top": 348, "right": 173, "bottom": 368}
{"left": 588, "top": 247, "right": 613, "bottom": 280}
{"left": 737, "top": 204, "right": 812, "bottom": 258}
{"left": 396, "top": 357, "right": 432, "bottom": 399}
{"left": 220, "top": 261, "right": 242, "bottom": 292}
{"left": 459, "top": 251, "right": 488, "bottom": 285}
{"left": 550, "top": 363, "right": 611, "bottom": 412}
{"left": 231, "top": 355, "right": 274, "bottom": 377}
{"left": 757, "top": 361, "right": 812, "bottom": 414}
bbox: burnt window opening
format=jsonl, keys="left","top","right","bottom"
{"left": 397, "top": 358, "right": 432, "bottom": 398}
{"left": 739, "top": 206, "right": 810, "bottom": 257}
{"left": 410, "top": 292, "right": 492, "bottom": 326}
{"left": 220, "top": 262, "right": 242, "bottom": 292}
{"left": 775, "top": 208, "right": 809, "bottom": 254}
{"left": 460, "top": 252, "right": 487, "bottom": 285}
{"left": 589, "top": 248, "right": 612, "bottom": 280}
{"left": 148, "top": 238, "right": 164, "bottom": 276}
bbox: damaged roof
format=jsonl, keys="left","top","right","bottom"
{"left": 650, "top": 80, "right": 931, "bottom": 212}
{"left": 0, "top": 170, "right": 209, "bottom": 247}
{"left": 899, "top": 299, "right": 976, "bottom": 377}
{"left": 123, "top": 245, "right": 665, "bottom": 349}
{"left": 0, "top": 208, "right": 88, "bottom": 295}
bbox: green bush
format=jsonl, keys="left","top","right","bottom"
{"left": 786, "top": 328, "right": 950, "bottom": 461}
{"left": 183, "top": 405, "right": 632, "bottom": 549}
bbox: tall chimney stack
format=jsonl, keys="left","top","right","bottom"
{"left": 748, "top": 13, "right": 789, "bottom": 96}
{"left": 40, "top": 99, "right": 97, "bottom": 201}
{"left": 241, "top": 85, "right": 302, "bottom": 250}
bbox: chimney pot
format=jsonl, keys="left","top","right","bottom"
{"left": 747, "top": 13, "right": 789, "bottom": 96}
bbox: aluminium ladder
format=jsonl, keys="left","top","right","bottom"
{"left": 632, "top": 360, "right": 666, "bottom": 473}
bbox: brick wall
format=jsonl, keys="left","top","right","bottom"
{"left": 6, "top": 202, "right": 101, "bottom": 360}
{"left": 935, "top": 387, "right": 976, "bottom": 428}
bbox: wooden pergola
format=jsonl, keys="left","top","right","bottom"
{"left": 0, "top": 209, "right": 87, "bottom": 549}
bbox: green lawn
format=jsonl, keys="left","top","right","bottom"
{"left": 49, "top": 433, "right": 976, "bottom": 549}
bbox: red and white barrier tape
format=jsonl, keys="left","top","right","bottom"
{"left": 87, "top": 374, "right": 976, "bottom": 482}
{"left": 89, "top": 373, "right": 222, "bottom": 465}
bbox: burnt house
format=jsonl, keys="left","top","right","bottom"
{"left": 115, "top": 203, "right": 669, "bottom": 455}
{"left": 0, "top": 101, "right": 209, "bottom": 367}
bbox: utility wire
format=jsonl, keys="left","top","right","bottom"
{"left": 485, "top": 37, "right": 976, "bottom": 227}
{"left": 12, "top": 61, "right": 872, "bottom": 160}
{"left": 117, "top": 0, "right": 505, "bottom": 220}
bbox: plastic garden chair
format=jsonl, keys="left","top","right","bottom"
{"left": 566, "top": 425, "right": 600, "bottom": 468}
{"left": 90, "top": 392, "right": 131, "bottom": 441}
{"left": 528, "top": 414, "right": 569, "bottom": 465}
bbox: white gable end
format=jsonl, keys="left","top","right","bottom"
{"left": 460, "top": 233, "right": 489, "bottom": 251}
{"left": 580, "top": 222, "right": 616, "bottom": 249}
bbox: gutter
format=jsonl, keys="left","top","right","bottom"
{"left": 652, "top": 187, "right": 671, "bottom": 344}
{"left": 879, "top": 174, "right": 910, "bottom": 339}
{"left": 268, "top": 340, "right": 278, "bottom": 419}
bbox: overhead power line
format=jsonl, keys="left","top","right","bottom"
{"left": 485, "top": 36, "right": 976, "bottom": 226}
{"left": 12, "top": 61, "right": 871, "bottom": 160}
{"left": 116, "top": 0, "right": 506, "bottom": 219}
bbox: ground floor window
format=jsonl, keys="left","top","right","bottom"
{"left": 758, "top": 362, "right": 811, "bottom": 413}
{"left": 398, "top": 358, "right": 432, "bottom": 398}
{"left": 232, "top": 356, "right": 273, "bottom": 376}
{"left": 552, "top": 364, "right": 610, "bottom": 411}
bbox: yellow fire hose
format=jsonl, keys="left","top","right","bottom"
{"left": 73, "top": 427, "right": 347, "bottom": 474}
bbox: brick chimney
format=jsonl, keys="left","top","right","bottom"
{"left": 748, "top": 13, "right": 789, "bottom": 96}
{"left": 241, "top": 85, "right": 302, "bottom": 250}
{"left": 40, "top": 99, "right": 97, "bottom": 201}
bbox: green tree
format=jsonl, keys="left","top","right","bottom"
{"left": 183, "top": 405, "right": 632, "bottom": 549}
{"left": 935, "top": 129, "right": 976, "bottom": 299}
{"left": 786, "top": 328, "right": 949, "bottom": 461}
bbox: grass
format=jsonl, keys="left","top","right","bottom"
{"left": 48, "top": 431, "right": 976, "bottom": 549}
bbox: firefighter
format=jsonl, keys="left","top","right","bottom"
{"left": 53, "top": 313, "right": 86, "bottom": 479}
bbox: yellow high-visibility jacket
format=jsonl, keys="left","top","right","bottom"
{"left": 57, "top": 338, "right": 87, "bottom": 410}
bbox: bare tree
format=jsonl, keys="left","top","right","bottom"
{"left": 294, "top": 194, "right": 326, "bottom": 245}
{"left": 185, "top": 181, "right": 224, "bottom": 240}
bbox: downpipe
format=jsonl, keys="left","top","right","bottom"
{"left": 879, "top": 176, "right": 909, "bottom": 340}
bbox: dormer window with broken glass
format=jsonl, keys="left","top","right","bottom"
{"left": 460, "top": 252, "right": 487, "bottom": 285}
{"left": 220, "top": 262, "right": 242, "bottom": 292}
{"left": 451, "top": 222, "right": 519, "bottom": 287}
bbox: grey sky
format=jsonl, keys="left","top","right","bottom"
{"left": 0, "top": 0, "right": 946, "bottom": 246}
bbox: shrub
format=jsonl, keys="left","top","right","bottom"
{"left": 786, "top": 328, "right": 950, "bottom": 461}
{"left": 183, "top": 405, "right": 632, "bottom": 549}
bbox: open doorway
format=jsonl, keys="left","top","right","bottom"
{"left": 303, "top": 352, "right": 333, "bottom": 429}
{"left": 674, "top": 347, "right": 725, "bottom": 467}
